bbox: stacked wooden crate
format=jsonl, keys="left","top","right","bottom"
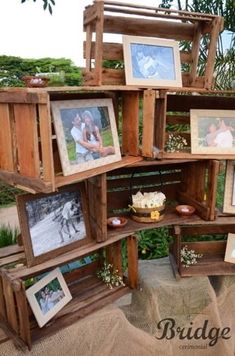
{"left": 0, "top": 0, "right": 234, "bottom": 350}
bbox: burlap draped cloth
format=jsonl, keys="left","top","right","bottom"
{"left": 1, "top": 257, "right": 235, "bottom": 356}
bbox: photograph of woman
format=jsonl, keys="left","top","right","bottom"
{"left": 36, "top": 278, "right": 65, "bottom": 315}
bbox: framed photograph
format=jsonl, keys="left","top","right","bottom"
{"left": 51, "top": 98, "right": 121, "bottom": 176}
{"left": 17, "top": 183, "right": 91, "bottom": 266}
{"left": 26, "top": 268, "right": 72, "bottom": 328}
{"left": 224, "top": 233, "right": 235, "bottom": 264}
{"left": 122, "top": 35, "right": 182, "bottom": 87}
{"left": 190, "top": 110, "right": 235, "bottom": 154}
{"left": 223, "top": 160, "right": 235, "bottom": 214}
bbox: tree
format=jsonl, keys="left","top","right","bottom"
{"left": 0, "top": 56, "right": 83, "bottom": 87}
{"left": 159, "top": 0, "right": 235, "bottom": 89}
{"left": 21, "top": 0, "right": 55, "bottom": 15}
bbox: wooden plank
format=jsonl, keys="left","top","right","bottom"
{"left": 142, "top": 90, "right": 155, "bottom": 157}
{"left": 102, "top": 16, "right": 196, "bottom": 41}
{"left": 94, "top": 1, "right": 104, "bottom": 85}
{"left": 166, "top": 114, "right": 190, "bottom": 125}
{"left": 0, "top": 276, "right": 6, "bottom": 319}
{"left": 1, "top": 272, "right": 18, "bottom": 333}
{"left": 112, "top": 241, "right": 122, "bottom": 277}
{"left": 122, "top": 92, "right": 139, "bottom": 156}
{"left": 0, "top": 244, "right": 23, "bottom": 259}
{"left": 14, "top": 104, "right": 40, "bottom": 178}
{"left": 0, "top": 252, "right": 25, "bottom": 268}
{"left": 127, "top": 235, "right": 138, "bottom": 289}
{"left": 55, "top": 155, "right": 143, "bottom": 188}
{"left": 0, "top": 170, "right": 53, "bottom": 193}
{"left": 207, "top": 160, "right": 220, "bottom": 220}
{"left": 204, "top": 17, "right": 224, "bottom": 89}
{"left": 179, "top": 224, "right": 235, "bottom": 235}
{"left": 84, "top": 41, "right": 192, "bottom": 63}
{"left": 85, "top": 25, "right": 92, "bottom": 71}
{"left": 0, "top": 92, "right": 48, "bottom": 104}
{"left": 189, "top": 22, "right": 202, "bottom": 86}
{"left": 88, "top": 174, "right": 107, "bottom": 242}
{"left": 0, "top": 318, "right": 26, "bottom": 351}
{"left": 15, "top": 281, "right": 31, "bottom": 349}
{"left": 31, "top": 285, "right": 130, "bottom": 344}
{"left": 0, "top": 104, "right": 15, "bottom": 171}
{"left": 38, "top": 103, "right": 55, "bottom": 189}
{"left": 154, "top": 94, "right": 167, "bottom": 153}
{"left": 167, "top": 94, "right": 235, "bottom": 112}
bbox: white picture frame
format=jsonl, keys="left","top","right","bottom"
{"left": 26, "top": 268, "right": 72, "bottom": 328}
{"left": 51, "top": 98, "right": 121, "bottom": 176}
{"left": 123, "top": 35, "right": 182, "bottom": 88}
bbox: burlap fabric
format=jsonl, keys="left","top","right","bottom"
{"left": 1, "top": 257, "right": 235, "bottom": 356}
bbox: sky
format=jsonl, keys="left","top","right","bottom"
{"left": 1, "top": 1, "right": 231, "bottom": 68}
{"left": 0, "top": 0, "right": 166, "bottom": 67}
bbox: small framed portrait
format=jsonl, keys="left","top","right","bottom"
{"left": 122, "top": 35, "right": 182, "bottom": 87}
{"left": 223, "top": 160, "right": 235, "bottom": 214}
{"left": 224, "top": 233, "right": 235, "bottom": 264}
{"left": 51, "top": 98, "right": 121, "bottom": 176}
{"left": 190, "top": 110, "right": 235, "bottom": 154}
{"left": 26, "top": 268, "right": 72, "bottom": 328}
{"left": 17, "top": 183, "right": 91, "bottom": 266}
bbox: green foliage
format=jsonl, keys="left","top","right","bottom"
{"left": 0, "top": 56, "right": 83, "bottom": 87}
{"left": 0, "top": 181, "right": 22, "bottom": 207}
{"left": 137, "top": 227, "right": 172, "bottom": 260}
{"left": 21, "top": 0, "right": 55, "bottom": 15}
{"left": 0, "top": 225, "right": 19, "bottom": 247}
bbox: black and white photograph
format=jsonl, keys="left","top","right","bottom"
{"left": 26, "top": 268, "right": 72, "bottom": 328}
{"left": 17, "top": 184, "right": 91, "bottom": 266}
{"left": 122, "top": 35, "right": 182, "bottom": 87}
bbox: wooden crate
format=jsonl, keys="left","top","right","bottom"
{"left": 142, "top": 88, "right": 235, "bottom": 159}
{"left": 83, "top": 1, "right": 223, "bottom": 89}
{"left": 0, "top": 233, "right": 138, "bottom": 350}
{"left": 0, "top": 87, "right": 143, "bottom": 194}
{"left": 169, "top": 219, "right": 235, "bottom": 279}
{"left": 106, "top": 159, "right": 219, "bottom": 223}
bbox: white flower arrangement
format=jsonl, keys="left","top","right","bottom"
{"left": 180, "top": 245, "right": 203, "bottom": 268}
{"left": 97, "top": 262, "right": 125, "bottom": 289}
{"left": 165, "top": 133, "right": 188, "bottom": 152}
{"left": 131, "top": 191, "right": 166, "bottom": 209}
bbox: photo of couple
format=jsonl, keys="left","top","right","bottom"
{"left": 36, "top": 279, "right": 65, "bottom": 315}
{"left": 131, "top": 43, "right": 175, "bottom": 80}
{"left": 204, "top": 118, "right": 235, "bottom": 148}
{"left": 70, "top": 109, "right": 115, "bottom": 164}
{"left": 51, "top": 98, "right": 121, "bottom": 176}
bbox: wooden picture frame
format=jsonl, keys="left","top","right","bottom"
{"left": 17, "top": 183, "right": 92, "bottom": 266}
{"left": 122, "top": 35, "right": 182, "bottom": 87}
{"left": 26, "top": 268, "right": 72, "bottom": 328}
{"left": 51, "top": 98, "right": 121, "bottom": 176}
{"left": 223, "top": 160, "right": 235, "bottom": 214}
{"left": 224, "top": 233, "right": 235, "bottom": 264}
{"left": 190, "top": 110, "right": 235, "bottom": 154}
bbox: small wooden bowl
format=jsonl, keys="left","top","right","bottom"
{"left": 176, "top": 205, "right": 195, "bottom": 217}
{"left": 107, "top": 216, "right": 128, "bottom": 228}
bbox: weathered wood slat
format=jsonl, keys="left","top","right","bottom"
{"left": 122, "top": 92, "right": 139, "bottom": 156}
{"left": 127, "top": 235, "right": 138, "bottom": 289}
{"left": 0, "top": 92, "right": 48, "bottom": 104}
{"left": 84, "top": 41, "right": 193, "bottom": 63}
{"left": 0, "top": 170, "right": 52, "bottom": 193}
{"left": 15, "top": 281, "right": 31, "bottom": 348}
{"left": 55, "top": 156, "right": 143, "bottom": 188}
{"left": 38, "top": 103, "right": 55, "bottom": 189}
{"left": 0, "top": 244, "right": 23, "bottom": 259}
{"left": 0, "top": 104, "right": 15, "bottom": 171}
{"left": 1, "top": 273, "right": 18, "bottom": 333}
{"left": 142, "top": 90, "right": 155, "bottom": 157}
{"left": 14, "top": 104, "right": 40, "bottom": 178}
